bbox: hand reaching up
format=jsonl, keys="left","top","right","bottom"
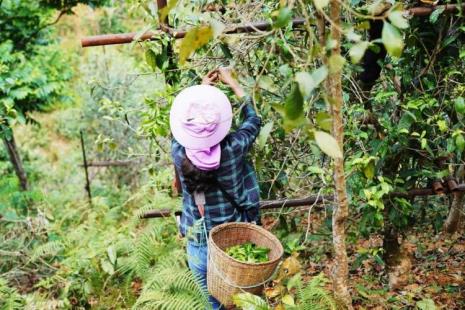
{"left": 201, "top": 70, "right": 218, "bottom": 85}
{"left": 218, "top": 67, "right": 245, "bottom": 98}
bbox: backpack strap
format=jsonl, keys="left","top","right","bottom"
{"left": 214, "top": 175, "right": 255, "bottom": 223}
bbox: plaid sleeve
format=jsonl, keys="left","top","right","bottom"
{"left": 230, "top": 95, "right": 261, "bottom": 153}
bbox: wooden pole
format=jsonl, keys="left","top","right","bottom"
{"left": 326, "top": 0, "right": 352, "bottom": 305}
{"left": 3, "top": 133, "right": 29, "bottom": 191}
{"left": 141, "top": 194, "right": 333, "bottom": 219}
{"left": 80, "top": 130, "right": 92, "bottom": 204}
{"left": 140, "top": 182, "right": 465, "bottom": 219}
{"left": 408, "top": 3, "right": 465, "bottom": 16}
{"left": 80, "top": 4, "right": 465, "bottom": 48}
{"left": 81, "top": 18, "right": 306, "bottom": 47}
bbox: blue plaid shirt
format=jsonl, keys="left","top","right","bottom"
{"left": 172, "top": 96, "right": 261, "bottom": 245}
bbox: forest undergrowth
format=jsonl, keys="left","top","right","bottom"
{"left": 1, "top": 108, "right": 463, "bottom": 309}
{"left": 2, "top": 1, "right": 465, "bottom": 309}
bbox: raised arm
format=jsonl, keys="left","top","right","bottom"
{"left": 217, "top": 68, "right": 261, "bottom": 152}
{"left": 234, "top": 96, "right": 261, "bottom": 151}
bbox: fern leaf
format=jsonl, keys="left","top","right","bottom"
{"left": 31, "top": 241, "right": 64, "bottom": 261}
{"left": 0, "top": 277, "right": 24, "bottom": 310}
{"left": 296, "top": 273, "right": 337, "bottom": 310}
{"left": 232, "top": 292, "right": 270, "bottom": 310}
{"left": 134, "top": 259, "right": 211, "bottom": 310}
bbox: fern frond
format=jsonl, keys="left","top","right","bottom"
{"left": 135, "top": 291, "right": 208, "bottom": 310}
{"left": 118, "top": 225, "right": 181, "bottom": 279}
{"left": 0, "top": 277, "right": 24, "bottom": 310}
{"left": 134, "top": 259, "right": 211, "bottom": 310}
{"left": 31, "top": 241, "right": 63, "bottom": 261}
{"left": 296, "top": 273, "right": 337, "bottom": 310}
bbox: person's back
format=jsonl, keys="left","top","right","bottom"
{"left": 172, "top": 95, "right": 261, "bottom": 243}
{"left": 169, "top": 68, "right": 261, "bottom": 309}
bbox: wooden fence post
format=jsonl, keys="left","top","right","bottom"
{"left": 80, "top": 130, "right": 92, "bottom": 204}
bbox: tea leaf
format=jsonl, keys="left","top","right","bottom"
{"left": 314, "top": 130, "right": 343, "bottom": 159}
{"left": 179, "top": 25, "right": 213, "bottom": 64}
{"left": 382, "top": 21, "right": 404, "bottom": 58}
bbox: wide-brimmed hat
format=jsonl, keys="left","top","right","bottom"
{"left": 169, "top": 85, "right": 232, "bottom": 150}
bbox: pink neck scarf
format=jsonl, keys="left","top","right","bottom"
{"left": 181, "top": 104, "right": 222, "bottom": 171}
{"left": 185, "top": 144, "right": 221, "bottom": 171}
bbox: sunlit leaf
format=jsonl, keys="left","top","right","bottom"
{"left": 282, "top": 294, "right": 295, "bottom": 306}
{"left": 101, "top": 259, "right": 114, "bottom": 275}
{"left": 107, "top": 246, "right": 117, "bottom": 265}
{"left": 346, "top": 28, "right": 362, "bottom": 42}
{"left": 179, "top": 25, "right": 213, "bottom": 64}
{"left": 437, "top": 119, "right": 448, "bottom": 132}
{"left": 312, "top": 66, "right": 328, "bottom": 87}
{"left": 210, "top": 19, "right": 225, "bottom": 38}
{"left": 258, "top": 122, "right": 274, "bottom": 150}
{"left": 382, "top": 21, "right": 404, "bottom": 58}
{"left": 349, "top": 41, "right": 369, "bottom": 64}
{"left": 258, "top": 76, "right": 278, "bottom": 93}
{"left": 328, "top": 54, "right": 346, "bottom": 73}
{"left": 388, "top": 10, "right": 409, "bottom": 29}
{"left": 279, "top": 64, "right": 292, "bottom": 77}
{"left": 232, "top": 293, "right": 270, "bottom": 310}
{"left": 367, "top": 0, "right": 386, "bottom": 15}
{"left": 314, "top": 130, "right": 343, "bottom": 159}
{"left": 295, "top": 72, "right": 313, "bottom": 98}
{"left": 295, "top": 66, "right": 328, "bottom": 98}
{"left": 313, "top": 0, "right": 329, "bottom": 10}
{"left": 416, "top": 298, "right": 437, "bottom": 310}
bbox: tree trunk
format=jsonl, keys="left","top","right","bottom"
{"left": 326, "top": 1, "right": 352, "bottom": 307}
{"left": 444, "top": 191, "right": 464, "bottom": 233}
{"left": 3, "top": 131, "right": 29, "bottom": 191}
{"left": 443, "top": 165, "right": 465, "bottom": 233}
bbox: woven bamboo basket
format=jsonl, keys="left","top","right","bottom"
{"left": 207, "top": 222, "right": 284, "bottom": 307}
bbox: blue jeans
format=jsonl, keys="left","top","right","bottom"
{"left": 187, "top": 241, "right": 223, "bottom": 310}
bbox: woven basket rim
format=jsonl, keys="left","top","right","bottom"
{"left": 209, "top": 222, "right": 284, "bottom": 267}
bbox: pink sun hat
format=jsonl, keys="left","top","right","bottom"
{"left": 170, "top": 84, "right": 233, "bottom": 150}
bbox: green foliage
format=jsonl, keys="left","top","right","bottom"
{"left": 233, "top": 292, "right": 271, "bottom": 310}
{"left": 2, "top": 1, "right": 465, "bottom": 309}
{"left": 226, "top": 242, "right": 270, "bottom": 263}
{"left": 0, "top": 41, "right": 72, "bottom": 133}
{"left": 31, "top": 240, "right": 64, "bottom": 261}
{"left": 295, "top": 274, "right": 337, "bottom": 310}
{"left": 40, "top": 0, "right": 108, "bottom": 10}
{"left": 0, "top": 278, "right": 24, "bottom": 310}
{"left": 416, "top": 298, "right": 437, "bottom": 310}
{"left": 0, "top": 0, "right": 106, "bottom": 139}
{"left": 134, "top": 255, "right": 211, "bottom": 310}
{"left": 233, "top": 274, "right": 337, "bottom": 310}
{"left": 179, "top": 25, "right": 214, "bottom": 64}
